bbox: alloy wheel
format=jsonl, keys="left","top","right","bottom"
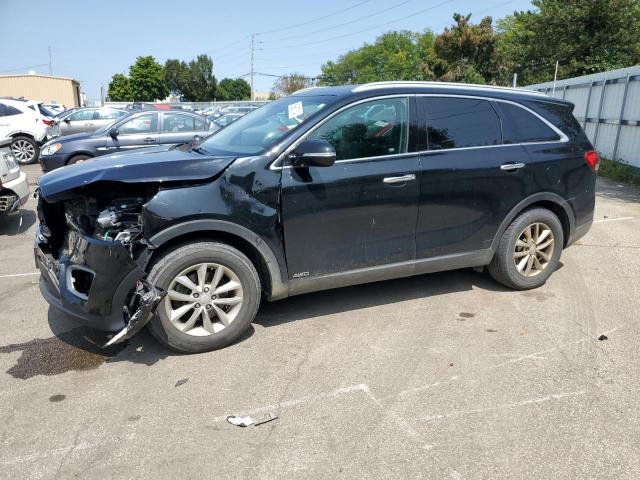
{"left": 164, "top": 262, "right": 244, "bottom": 336}
{"left": 513, "top": 222, "right": 555, "bottom": 277}
{"left": 11, "top": 140, "right": 36, "bottom": 163}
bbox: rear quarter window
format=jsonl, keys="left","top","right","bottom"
{"left": 495, "top": 102, "right": 560, "bottom": 144}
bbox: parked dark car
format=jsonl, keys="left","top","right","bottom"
{"left": 34, "top": 82, "right": 598, "bottom": 353}
{"left": 39, "top": 109, "right": 212, "bottom": 172}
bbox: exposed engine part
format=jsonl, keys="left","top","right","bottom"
{"left": 97, "top": 208, "right": 120, "bottom": 228}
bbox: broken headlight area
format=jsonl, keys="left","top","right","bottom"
{"left": 35, "top": 182, "right": 163, "bottom": 340}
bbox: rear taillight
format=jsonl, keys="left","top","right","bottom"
{"left": 42, "top": 118, "right": 53, "bottom": 126}
{"left": 584, "top": 150, "right": 600, "bottom": 172}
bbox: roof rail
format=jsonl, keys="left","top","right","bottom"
{"left": 351, "top": 81, "right": 546, "bottom": 97}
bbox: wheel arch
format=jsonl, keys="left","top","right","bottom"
{"left": 146, "top": 220, "right": 288, "bottom": 301}
{"left": 66, "top": 152, "right": 94, "bottom": 165}
{"left": 490, "top": 193, "right": 574, "bottom": 252}
{"left": 9, "top": 131, "right": 36, "bottom": 140}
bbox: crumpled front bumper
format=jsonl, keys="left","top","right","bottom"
{"left": 35, "top": 227, "right": 146, "bottom": 332}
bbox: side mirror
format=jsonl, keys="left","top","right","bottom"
{"left": 109, "top": 128, "right": 119, "bottom": 138}
{"left": 288, "top": 139, "right": 336, "bottom": 167}
{"left": 64, "top": 118, "right": 70, "bottom": 123}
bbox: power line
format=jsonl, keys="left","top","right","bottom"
{"left": 0, "top": 63, "right": 49, "bottom": 74}
{"left": 258, "top": 0, "right": 375, "bottom": 36}
{"left": 262, "top": 0, "right": 455, "bottom": 50}
{"left": 265, "top": 0, "right": 415, "bottom": 43}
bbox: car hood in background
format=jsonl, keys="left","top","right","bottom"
{"left": 38, "top": 147, "right": 237, "bottom": 201}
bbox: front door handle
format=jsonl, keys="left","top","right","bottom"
{"left": 143, "top": 137, "right": 155, "bottom": 143}
{"left": 84, "top": 123, "right": 93, "bottom": 126}
{"left": 500, "top": 162, "right": 526, "bottom": 171}
{"left": 383, "top": 174, "right": 416, "bottom": 184}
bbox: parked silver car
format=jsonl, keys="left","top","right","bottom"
{"left": 0, "top": 139, "right": 29, "bottom": 215}
{"left": 50, "top": 107, "right": 127, "bottom": 137}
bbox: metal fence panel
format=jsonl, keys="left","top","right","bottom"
{"left": 528, "top": 66, "right": 640, "bottom": 167}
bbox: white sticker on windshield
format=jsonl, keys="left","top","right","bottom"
{"left": 288, "top": 101, "right": 304, "bottom": 119}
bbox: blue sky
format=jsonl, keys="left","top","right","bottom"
{"left": 0, "top": 0, "right": 534, "bottom": 102}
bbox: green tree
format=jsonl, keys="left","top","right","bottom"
{"left": 217, "top": 78, "right": 251, "bottom": 100}
{"left": 107, "top": 73, "right": 132, "bottom": 101}
{"left": 497, "top": 0, "right": 640, "bottom": 85}
{"left": 319, "top": 31, "right": 437, "bottom": 85}
{"left": 434, "top": 14, "right": 498, "bottom": 83}
{"left": 129, "top": 56, "right": 168, "bottom": 102}
{"left": 181, "top": 54, "right": 217, "bottom": 101}
{"left": 271, "top": 73, "right": 313, "bottom": 97}
{"left": 164, "top": 59, "right": 189, "bottom": 96}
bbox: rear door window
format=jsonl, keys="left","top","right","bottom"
{"left": 423, "top": 97, "right": 501, "bottom": 150}
{"left": 162, "top": 113, "right": 195, "bottom": 133}
{"left": 4, "top": 105, "right": 22, "bottom": 116}
{"left": 494, "top": 102, "right": 561, "bottom": 143}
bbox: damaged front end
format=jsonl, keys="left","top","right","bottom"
{"left": 34, "top": 149, "right": 238, "bottom": 345}
{"left": 35, "top": 182, "right": 162, "bottom": 344}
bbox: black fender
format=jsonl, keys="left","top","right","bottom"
{"left": 147, "top": 219, "right": 289, "bottom": 300}
{"left": 490, "top": 192, "right": 575, "bottom": 252}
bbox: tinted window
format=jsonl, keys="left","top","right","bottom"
{"left": 5, "top": 105, "right": 22, "bottom": 116}
{"left": 424, "top": 98, "right": 501, "bottom": 150}
{"left": 95, "top": 108, "right": 125, "bottom": 120}
{"left": 119, "top": 113, "right": 158, "bottom": 134}
{"left": 308, "top": 97, "right": 408, "bottom": 161}
{"left": 162, "top": 113, "right": 195, "bottom": 133}
{"left": 496, "top": 102, "right": 560, "bottom": 143}
{"left": 68, "top": 109, "right": 95, "bottom": 121}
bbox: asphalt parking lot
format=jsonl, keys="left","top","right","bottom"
{"left": 1, "top": 164, "right": 639, "bottom": 479}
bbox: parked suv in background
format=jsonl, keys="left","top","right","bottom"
{"left": 35, "top": 82, "right": 597, "bottom": 353}
{"left": 0, "top": 98, "right": 49, "bottom": 164}
{"left": 49, "top": 107, "right": 127, "bottom": 137}
{"left": 0, "top": 139, "right": 29, "bottom": 215}
{"left": 39, "top": 109, "right": 211, "bottom": 172}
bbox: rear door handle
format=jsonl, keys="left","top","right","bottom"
{"left": 383, "top": 174, "right": 416, "bottom": 184}
{"left": 500, "top": 162, "right": 526, "bottom": 171}
{"left": 143, "top": 137, "right": 155, "bottom": 143}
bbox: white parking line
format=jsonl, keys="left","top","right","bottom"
{"left": 0, "top": 272, "right": 39, "bottom": 279}
{"left": 593, "top": 216, "right": 633, "bottom": 224}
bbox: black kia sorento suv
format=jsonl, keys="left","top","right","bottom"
{"left": 35, "top": 82, "right": 598, "bottom": 353}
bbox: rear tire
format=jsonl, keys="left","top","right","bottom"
{"left": 10, "top": 136, "right": 39, "bottom": 164}
{"left": 488, "top": 208, "right": 563, "bottom": 290}
{"left": 146, "top": 242, "right": 261, "bottom": 353}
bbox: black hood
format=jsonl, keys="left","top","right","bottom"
{"left": 39, "top": 147, "right": 237, "bottom": 202}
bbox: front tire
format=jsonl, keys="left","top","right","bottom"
{"left": 488, "top": 208, "right": 563, "bottom": 290}
{"left": 147, "top": 242, "right": 261, "bottom": 353}
{"left": 11, "top": 136, "right": 39, "bottom": 164}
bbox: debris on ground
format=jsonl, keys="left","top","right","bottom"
{"left": 598, "top": 334, "right": 609, "bottom": 341}
{"left": 174, "top": 378, "right": 189, "bottom": 387}
{"left": 227, "top": 412, "right": 278, "bottom": 427}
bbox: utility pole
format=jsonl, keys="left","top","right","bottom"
{"left": 552, "top": 60, "right": 559, "bottom": 97}
{"left": 48, "top": 46, "right": 52, "bottom": 76}
{"left": 512, "top": 73, "right": 518, "bottom": 88}
{"left": 250, "top": 34, "right": 256, "bottom": 101}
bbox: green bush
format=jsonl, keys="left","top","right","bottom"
{"left": 599, "top": 158, "right": 640, "bottom": 186}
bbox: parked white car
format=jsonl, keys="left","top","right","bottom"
{"left": 0, "top": 139, "right": 29, "bottom": 215}
{"left": 0, "top": 98, "right": 49, "bottom": 164}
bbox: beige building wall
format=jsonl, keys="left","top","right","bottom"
{"left": 0, "top": 74, "right": 82, "bottom": 107}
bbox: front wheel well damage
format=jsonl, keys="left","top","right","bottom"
{"left": 144, "top": 230, "right": 273, "bottom": 299}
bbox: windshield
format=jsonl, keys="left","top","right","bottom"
{"left": 196, "top": 95, "right": 337, "bottom": 156}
